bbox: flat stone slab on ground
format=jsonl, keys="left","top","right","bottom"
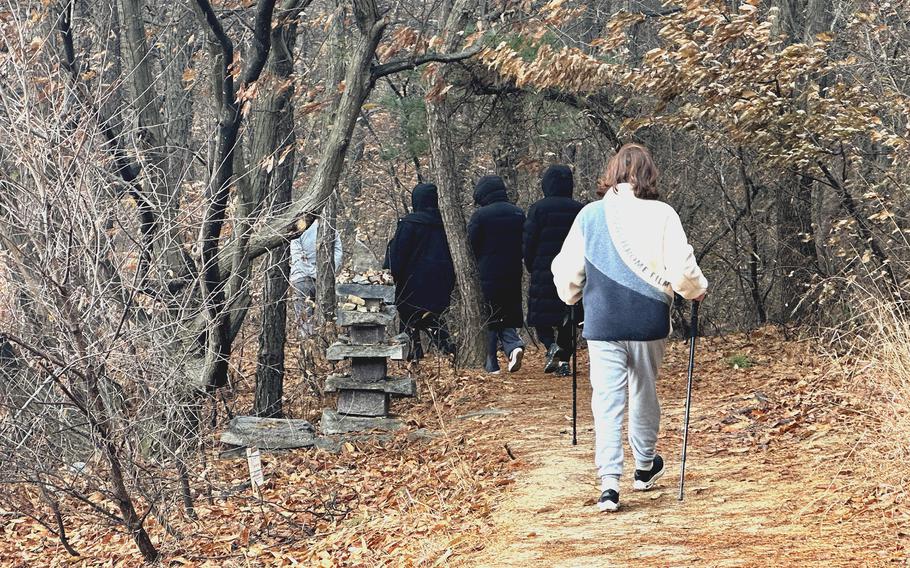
{"left": 336, "top": 283, "right": 395, "bottom": 304}
{"left": 220, "top": 416, "right": 317, "bottom": 449}
{"left": 325, "top": 375, "right": 416, "bottom": 397}
{"left": 327, "top": 342, "right": 406, "bottom": 361}
{"left": 337, "top": 389, "right": 390, "bottom": 416}
{"left": 320, "top": 409, "right": 403, "bottom": 435}
{"left": 336, "top": 306, "right": 396, "bottom": 327}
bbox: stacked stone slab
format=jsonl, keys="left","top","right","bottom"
{"left": 321, "top": 283, "right": 415, "bottom": 435}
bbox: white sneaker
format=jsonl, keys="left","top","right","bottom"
{"left": 507, "top": 348, "right": 524, "bottom": 372}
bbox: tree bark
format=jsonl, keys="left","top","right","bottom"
{"left": 254, "top": 3, "right": 302, "bottom": 418}
{"left": 317, "top": 193, "right": 340, "bottom": 321}
{"left": 194, "top": 0, "right": 278, "bottom": 389}
{"left": 315, "top": 0, "right": 345, "bottom": 323}
{"left": 426, "top": 0, "right": 486, "bottom": 367}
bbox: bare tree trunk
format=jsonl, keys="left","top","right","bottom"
{"left": 254, "top": 1, "right": 304, "bottom": 417}
{"left": 315, "top": 0, "right": 345, "bottom": 322}
{"left": 427, "top": 0, "right": 485, "bottom": 367}
{"left": 317, "top": 193, "right": 339, "bottom": 321}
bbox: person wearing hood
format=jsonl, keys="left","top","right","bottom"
{"left": 468, "top": 175, "right": 526, "bottom": 374}
{"left": 386, "top": 183, "right": 456, "bottom": 359}
{"left": 524, "top": 165, "right": 585, "bottom": 376}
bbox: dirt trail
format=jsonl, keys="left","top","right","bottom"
{"left": 457, "top": 333, "right": 900, "bottom": 567}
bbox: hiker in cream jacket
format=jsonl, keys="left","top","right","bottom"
{"left": 551, "top": 143, "right": 707, "bottom": 512}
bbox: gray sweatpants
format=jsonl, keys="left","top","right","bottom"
{"left": 588, "top": 338, "right": 667, "bottom": 492}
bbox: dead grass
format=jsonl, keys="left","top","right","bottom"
{"left": 822, "top": 293, "right": 910, "bottom": 538}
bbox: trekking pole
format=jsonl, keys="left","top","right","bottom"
{"left": 571, "top": 305, "right": 577, "bottom": 446}
{"left": 678, "top": 300, "right": 700, "bottom": 501}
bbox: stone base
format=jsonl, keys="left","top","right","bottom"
{"left": 219, "top": 416, "right": 317, "bottom": 449}
{"left": 336, "top": 389, "right": 390, "bottom": 416}
{"left": 320, "top": 409, "right": 403, "bottom": 435}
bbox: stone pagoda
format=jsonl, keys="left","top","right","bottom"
{"left": 320, "top": 283, "right": 415, "bottom": 434}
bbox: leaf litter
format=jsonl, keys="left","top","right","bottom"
{"left": 1, "top": 328, "right": 907, "bottom": 566}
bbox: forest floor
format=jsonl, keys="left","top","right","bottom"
{"left": 2, "top": 329, "right": 908, "bottom": 566}
{"left": 457, "top": 329, "right": 908, "bottom": 567}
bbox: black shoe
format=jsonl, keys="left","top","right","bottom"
{"left": 633, "top": 454, "right": 665, "bottom": 491}
{"left": 554, "top": 362, "right": 571, "bottom": 377}
{"left": 597, "top": 489, "right": 620, "bottom": 512}
{"left": 544, "top": 344, "right": 564, "bottom": 373}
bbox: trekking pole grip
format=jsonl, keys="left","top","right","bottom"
{"left": 690, "top": 300, "right": 700, "bottom": 338}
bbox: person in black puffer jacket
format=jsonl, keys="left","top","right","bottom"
{"left": 524, "top": 165, "right": 584, "bottom": 376}
{"left": 387, "top": 183, "right": 456, "bottom": 359}
{"left": 468, "top": 175, "right": 526, "bottom": 374}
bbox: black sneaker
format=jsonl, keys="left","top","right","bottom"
{"left": 544, "top": 344, "right": 564, "bottom": 373}
{"left": 554, "top": 362, "right": 571, "bottom": 377}
{"left": 633, "top": 454, "right": 665, "bottom": 491}
{"left": 597, "top": 489, "right": 620, "bottom": 512}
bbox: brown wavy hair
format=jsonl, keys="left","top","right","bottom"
{"left": 597, "top": 143, "right": 660, "bottom": 200}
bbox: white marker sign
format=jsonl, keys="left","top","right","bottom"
{"left": 246, "top": 447, "right": 264, "bottom": 490}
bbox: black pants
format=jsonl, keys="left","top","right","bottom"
{"left": 403, "top": 312, "right": 454, "bottom": 360}
{"left": 536, "top": 323, "right": 573, "bottom": 361}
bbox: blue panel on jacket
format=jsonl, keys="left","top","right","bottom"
{"left": 582, "top": 262, "right": 671, "bottom": 341}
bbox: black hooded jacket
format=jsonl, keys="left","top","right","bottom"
{"left": 387, "top": 183, "right": 456, "bottom": 322}
{"left": 523, "top": 165, "right": 585, "bottom": 327}
{"left": 468, "top": 176, "right": 526, "bottom": 329}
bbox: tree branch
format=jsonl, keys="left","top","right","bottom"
{"left": 371, "top": 44, "right": 483, "bottom": 79}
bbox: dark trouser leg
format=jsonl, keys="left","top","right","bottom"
{"left": 536, "top": 326, "right": 555, "bottom": 350}
{"left": 485, "top": 329, "right": 500, "bottom": 372}
{"left": 402, "top": 318, "right": 424, "bottom": 361}
{"left": 555, "top": 320, "right": 574, "bottom": 362}
{"left": 426, "top": 314, "right": 455, "bottom": 355}
{"left": 499, "top": 328, "right": 525, "bottom": 355}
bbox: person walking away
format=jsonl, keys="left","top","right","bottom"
{"left": 386, "top": 183, "right": 456, "bottom": 359}
{"left": 524, "top": 165, "right": 584, "bottom": 377}
{"left": 290, "top": 214, "right": 343, "bottom": 336}
{"left": 468, "top": 175, "right": 526, "bottom": 374}
{"left": 552, "top": 144, "right": 707, "bottom": 512}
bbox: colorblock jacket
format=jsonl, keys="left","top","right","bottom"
{"left": 552, "top": 183, "right": 707, "bottom": 341}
